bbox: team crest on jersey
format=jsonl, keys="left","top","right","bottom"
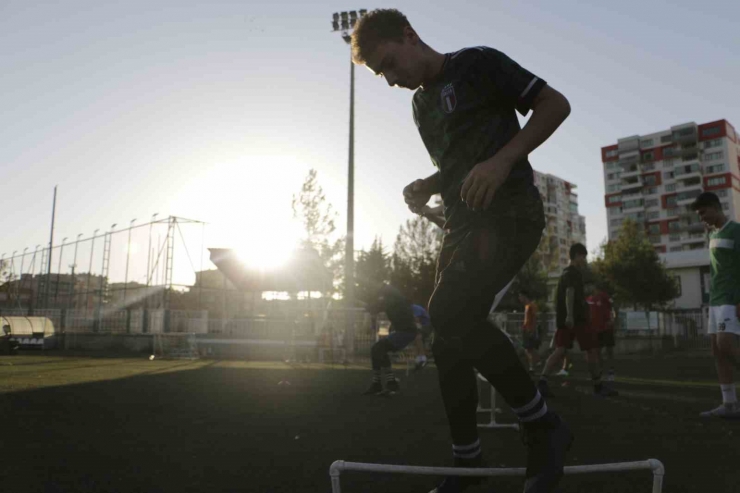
{"left": 441, "top": 83, "right": 457, "bottom": 114}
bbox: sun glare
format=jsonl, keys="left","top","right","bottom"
{"left": 235, "top": 220, "right": 303, "bottom": 271}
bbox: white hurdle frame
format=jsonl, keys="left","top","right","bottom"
{"left": 476, "top": 373, "right": 519, "bottom": 430}
{"left": 329, "top": 459, "right": 665, "bottom": 493}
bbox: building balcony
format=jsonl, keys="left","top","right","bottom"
{"left": 680, "top": 235, "right": 706, "bottom": 246}
{"left": 673, "top": 163, "right": 701, "bottom": 179}
{"left": 672, "top": 127, "right": 698, "bottom": 145}
{"left": 676, "top": 178, "right": 703, "bottom": 192}
{"left": 621, "top": 179, "right": 643, "bottom": 192}
{"left": 621, "top": 167, "right": 640, "bottom": 178}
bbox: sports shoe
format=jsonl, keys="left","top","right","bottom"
{"left": 385, "top": 379, "right": 401, "bottom": 394}
{"left": 700, "top": 402, "right": 740, "bottom": 419}
{"left": 428, "top": 456, "right": 485, "bottom": 493}
{"left": 537, "top": 379, "right": 554, "bottom": 399}
{"left": 415, "top": 359, "right": 429, "bottom": 372}
{"left": 520, "top": 412, "right": 574, "bottom": 493}
{"left": 362, "top": 382, "right": 383, "bottom": 395}
{"left": 555, "top": 369, "right": 569, "bottom": 377}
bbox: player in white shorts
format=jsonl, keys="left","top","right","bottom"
{"left": 691, "top": 192, "right": 740, "bottom": 419}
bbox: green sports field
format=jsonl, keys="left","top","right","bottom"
{"left": 1, "top": 351, "right": 737, "bottom": 492}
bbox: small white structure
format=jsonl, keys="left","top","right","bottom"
{"left": 659, "top": 249, "right": 710, "bottom": 310}
{"left": 1, "top": 316, "right": 56, "bottom": 349}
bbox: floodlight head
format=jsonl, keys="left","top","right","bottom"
{"left": 341, "top": 19, "right": 349, "bottom": 30}
{"left": 342, "top": 32, "right": 351, "bottom": 44}
{"left": 350, "top": 11, "right": 357, "bottom": 20}
{"left": 359, "top": 9, "right": 367, "bottom": 16}
{"left": 332, "top": 20, "right": 339, "bottom": 31}
{"left": 333, "top": 12, "right": 339, "bottom": 21}
{"left": 340, "top": 12, "right": 348, "bottom": 21}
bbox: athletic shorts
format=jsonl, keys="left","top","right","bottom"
{"left": 708, "top": 305, "right": 740, "bottom": 336}
{"left": 597, "top": 330, "right": 615, "bottom": 348}
{"left": 554, "top": 325, "right": 597, "bottom": 351}
{"left": 521, "top": 331, "right": 540, "bottom": 350}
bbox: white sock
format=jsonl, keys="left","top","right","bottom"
{"left": 416, "top": 355, "right": 427, "bottom": 363}
{"left": 721, "top": 384, "right": 737, "bottom": 404}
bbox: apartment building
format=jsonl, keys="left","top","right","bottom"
{"left": 602, "top": 119, "right": 740, "bottom": 252}
{"left": 533, "top": 170, "right": 587, "bottom": 273}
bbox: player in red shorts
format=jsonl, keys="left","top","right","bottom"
{"left": 537, "top": 244, "right": 617, "bottom": 398}
{"left": 588, "top": 284, "right": 617, "bottom": 388}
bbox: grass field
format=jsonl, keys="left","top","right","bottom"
{"left": 1, "top": 350, "right": 738, "bottom": 492}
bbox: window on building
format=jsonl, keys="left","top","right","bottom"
{"left": 667, "top": 207, "right": 680, "bottom": 217}
{"left": 645, "top": 199, "right": 659, "bottom": 208}
{"left": 644, "top": 175, "right": 657, "bottom": 186}
{"left": 605, "top": 149, "right": 619, "bottom": 158}
{"left": 705, "top": 163, "right": 725, "bottom": 174}
{"left": 642, "top": 163, "right": 655, "bottom": 171}
{"left": 707, "top": 176, "right": 727, "bottom": 187}
{"left": 722, "top": 202, "right": 730, "bottom": 211}
{"left": 661, "top": 135, "right": 673, "bottom": 143}
{"left": 648, "top": 224, "right": 661, "bottom": 235}
{"left": 610, "top": 218, "right": 621, "bottom": 226}
{"left": 703, "top": 151, "right": 724, "bottom": 161}
{"left": 704, "top": 138, "right": 723, "bottom": 149}
{"left": 666, "top": 195, "right": 678, "bottom": 207}
{"left": 641, "top": 139, "right": 654, "bottom": 148}
{"left": 648, "top": 211, "right": 660, "bottom": 220}
{"left": 673, "top": 275, "right": 682, "bottom": 297}
{"left": 677, "top": 189, "right": 702, "bottom": 202}
{"left": 607, "top": 184, "right": 620, "bottom": 192}
{"left": 702, "top": 126, "right": 721, "bottom": 138}
{"left": 669, "top": 246, "right": 683, "bottom": 252}
{"left": 645, "top": 187, "right": 658, "bottom": 195}
{"left": 716, "top": 189, "right": 728, "bottom": 198}
{"left": 669, "top": 233, "right": 681, "bottom": 242}
{"left": 665, "top": 183, "right": 676, "bottom": 192}
{"left": 606, "top": 162, "right": 616, "bottom": 169}
{"left": 663, "top": 171, "right": 674, "bottom": 179}
{"left": 608, "top": 195, "right": 622, "bottom": 204}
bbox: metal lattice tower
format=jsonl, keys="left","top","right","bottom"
{"left": 164, "top": 217, "right": 176, "bottom": 309}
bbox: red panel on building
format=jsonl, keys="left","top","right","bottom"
{"left": 601, "top": 144, "right": 618, "bottom": 162}
{"left": 660, "top": 220, "right": 670, "bottom": 235}
{"left": 704, "top": 172, "right": 732, "bottom": 191}
{"left": 661, "top": 193, "right": 677, "bottom": 209}
{"left": 641, "top": 171, "right": 662, "bottom": 187}
{"left": 655, "top": 245, "right": 667, "bottom": 254}
{"left": 605, "top": 192, "right": 622, "bottom": 208}
{"left": 698, "top": 119, "right": 728, "bottom": 142}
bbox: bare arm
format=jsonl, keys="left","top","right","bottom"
{"left": 566, "top": 287, "right": 575, "bottom": 325}
{"left": 419, "top": 205, "right": 445, "bottom": 229}
{"left": 495, "top": 86, "right": 571, "bottom": 166}
{"left": 421, "top": 171, "right": 442, "bottom": 195}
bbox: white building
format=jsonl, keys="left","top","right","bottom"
{"left": 602, "top": 119, "right": 740, "bottom": 253}
{"left": 659, "top": 250, "right": 710, "bottom": 310}
{"left": 533, "top": 170, "right": 587, "bottom": 274}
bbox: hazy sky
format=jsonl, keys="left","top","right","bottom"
{"left": 1, "top": 0, "right": 738, "bottom": 283}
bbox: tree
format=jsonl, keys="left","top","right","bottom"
{"left": 292, "top": 169, "right": 345, "bottom": 295}
{"left": 355, "top": 237, "right": 390, "bottom": 305}
{"left": 593, "top": 218, "right": 679, "bottom": 329}
{"left": 391, "top": 215, "right": 442, "bottom": 305}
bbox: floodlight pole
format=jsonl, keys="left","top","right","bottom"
{"left": 331, "top": 9, "right": 366, "bottom": 312}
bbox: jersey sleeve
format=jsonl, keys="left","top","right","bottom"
{"left": 477, "top": 47, "right": 547, "bottom": 116}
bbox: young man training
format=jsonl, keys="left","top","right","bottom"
{"left": 588, "top": 284, "right": 616, "bottom": 385}
{"left": 363, "top": 282, "right": 418, "bottom": 396}
{"left": 412, "top": 303, "right": 433, "bottom": 370}
{"left": 519, "top": 291, "right": 541, "bottom": 372}
{"left": 691, "top": 192, "right": 740, "bottom": 419}
{"left": 352, "top": 10, "right": 573, "bottom": 493}
{"left": 538, "top": 244, "right": 617, "bottom": 398}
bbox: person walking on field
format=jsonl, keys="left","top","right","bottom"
{"left": 691, "top": 192, "right": 740, "bottom": 419}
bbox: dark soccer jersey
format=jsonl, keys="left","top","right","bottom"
{"left": 370, "top": 284, "right": 417, "bottom": 333}
{"left": 556, "top": 266, "right": 588, "bottom": 328}
{"left": 412, "top": 46, "right": 547, "bottom": 231}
